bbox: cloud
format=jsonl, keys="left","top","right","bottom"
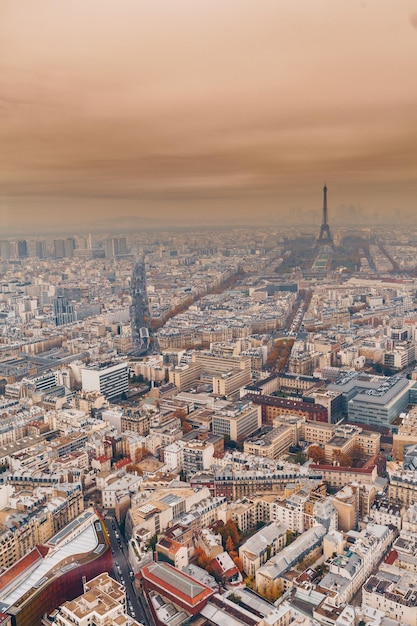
{"left": 0, "top": 0, "right": 416, "bottom": 231}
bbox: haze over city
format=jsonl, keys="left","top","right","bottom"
{"left": 1, "top": 0, "right": 417, "bottom": 234}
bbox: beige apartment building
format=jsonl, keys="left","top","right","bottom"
{"left": 388, "top": 471, "right": 417, "bottom": 507}
{"left": 53, "top": 573, "right": 130, "bottom": 626}
{"left": 213, "top": 367, "right": 252, "bottom": 397}
{"left": 0, "top": 484, "right": 84, "bottom": 570}
{"left": 168, "top": 362, "right": 201, "bottom": 391}
{"left": 324, "top": 427, "right": 380, "bottom": 463}
{"left": 244, "top": 424, "right": 297, "bottom": 460}
{"left": 309, "top": 464, "right": 378, "bottom": 488}
{"left": 363, "top": 567, "right": 417, "bottom": 626}
{"left": 300, "top": 420, "right": 335, "bottom": 446}
{"left": 212, "top": 403, "right": 261, "bottom": 442}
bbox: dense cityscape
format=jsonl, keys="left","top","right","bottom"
{"left": 2, "top": 1, "right": 416, "bottom": 624}
{"left": 1, "top": 203, "right": 417, "bottom": 625}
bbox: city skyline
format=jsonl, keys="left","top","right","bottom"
{"left": 1, "top": 0, "right": 417, "bottom": 233}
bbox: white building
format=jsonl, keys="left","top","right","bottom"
{"left": 163, "top": 440, "right": 186, "bottom": 472}
{"left": 363, "top": 564, "right": 417, "bottom": 626}
{"left": 239, "top": 522, "right": 287, "bottom": 577}
{"left": 81, "top": 362, "right": 129, "bottom": 400}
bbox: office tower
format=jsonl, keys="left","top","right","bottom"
{"left": 17, "top": 240, "right": 28, "bottom": 258}
{"left": 81, "top": 362, "right": 129, "bottom": 400}
{"left": 54, "top": 239, "right": 65, "bottom": 258}
{"left": 0, "top": 240, "right": 11, "bottom": 259}
{"left": 54, "top": 296, "right": 76, "bottom": 325}
{"left": 105, "top": 237, "right": 128, "bottom": 258}
{"left": 36, "top": 240, "right": 46, "bottom": 259}
{"left": 64, "top": 237, "right": 75, "bottom": 257}
{"left": 53, "top": 237, "right": 75, "bottom": 258}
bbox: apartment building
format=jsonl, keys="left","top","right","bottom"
{"left": 183, "top": 440, "right": 214, "bottom": 477}
{"left": 243, "top": 424, "right": 297, "bottom": 460}
{"left": 51, "top": 573, "right": 132, "bottom": 626}
{"left": 320, "top": 523, "right": 394, "bottom": 605}
{"left": 324, "top": 425, "right": 380, "bottom": 463}
{"left": 81, "top": 362, "right": 129, "bottom": 400}
{"left": 309, "top": 463, "right": 378, "bottom": 488}
{"left": 239, "top": 522, "right": 287, "bottom": 577}
{"left": 392, "top": 531, "right": 417, "bottom": 572}
{"left": 212, "top": 402, "right": 261, "bottom": 442}
{"left": 255, "top": 525, "right": 326, "bottom": 594}
{"left": 213, "top": 367, "right": 252, "bottom": 398}
{"left": 300, "top": 420, "right": 335, "bottom": 446}
{"left": 0, "top": 483, "right": 84, "bottom": 570}
{"left": 247, "top": 394, "right": 328, "bottom": 425}
{"left": 388, "top": 470, "right": 417, "bottom": 507}
{"left": 363, "top": 566, "right": 417, "bottom": 626}
{"left": 168, "top": 362, "right": 201, "bottom": 391}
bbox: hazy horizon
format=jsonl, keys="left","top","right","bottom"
{"left": 1, "top": 0, "right": 417, "bottom": 233}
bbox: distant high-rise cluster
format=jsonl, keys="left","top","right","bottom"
{"left": 54, "top": 237, "right": 76, "bottom": 258}
{"left": 105, "top": 236, "right": 128, "bottom": 258}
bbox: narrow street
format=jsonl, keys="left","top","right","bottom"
{"left": 103, "top": 512, "right": 152, "bottom": 625}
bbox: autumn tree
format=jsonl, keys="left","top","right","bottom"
{"left": 126, "top": 464, "right": 143, "bottom": 476}
{"left": 244, "top": 575, "right": 254, "bottom": 589}
{"left": 266, "top": 338, "right": 295, "bottom": 371}
{"left": 225, "top": 535, "right": 234, "bottom": 554}
{"left": 261, "top": 581, "right": 282, "bottom": 603}
{"left": 172, "top": 408, "right": 193, "bottom": 434}
{"left": 134, "top": 445, "right": 151, "bottom": 464}
{"left": 194, "top": 547, "right": 215, "bottom": 576}
{"left": 350, "top": 444, "right": 363, "bottom": 464}
{"left": 332, "top": 450, "right": 352, "bottom": 467}
{"left": 308, "top": 445, "right": 326, "bottom": 464}
{"left": 285, "top": 530, "right": 294, "bottom": 546}
{"left": 233, "top": 556, "right": 243, "bottom": 572}
{"left": 195, "top": 547, "right": 210, "bottom": 569}
{"left": 218, "top": 519, "right": 241, "bottom": 549}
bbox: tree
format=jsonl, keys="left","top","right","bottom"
{"left": 286, "top": 530, "right": 294, "bottom": 546}
{"left": 244, "top": 575, "right": 254, "bottom": 589}
{"left": 222, "top": 520, "right": 240, "bottom": 547}
{"left": 195, "top": 547, "right": 210, "bottom": 569}
{"left": 333, "top": 449, "right": 352, "bottom": 467}
{"left": 308, "top": 445, "right": 325, "bottom": 464}
{"left": 134, "top": 445, "right": 151, "bottom": 464}
{"left": 315, "top": 563, "right": 329, "bottom": 578}
{"left": 146, "top": 533, "right": 158, "bottom": 552}
{"left": 195, "top": 547, "right": 215, "bottom": 576}
{"left": 225, "top": 536, "right": 234, "bottom": 554}
{"left": 228, "top": 593, "right": 242, "bottom": 605}
{"left": 294, "top": 451, "right": 307, "bottom": 465}
{"left": 350, "top": 444, "right": 363, "bottom": 464}
{"left": 261, "top": 581, "right": 282, "bottom": 603}
{"left": 233, "top": 556, "right": 244, "bottom": 572}
{"left": 173, "top": 408, "right": 193, "bottom": 434}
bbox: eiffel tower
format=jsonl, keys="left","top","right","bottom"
{"left": 317, "top": 183, "right": 333, "bottom": 246}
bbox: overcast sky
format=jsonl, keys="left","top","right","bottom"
{"left": 1, "top": 0, "right": 416, "bottom": 233}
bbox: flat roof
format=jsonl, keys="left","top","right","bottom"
{"left": 143, "top": 562, "right": 213, "bottom": 606}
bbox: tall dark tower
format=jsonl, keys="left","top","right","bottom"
{"left": 317, "top": 183, "right": 333, "bottom": 245}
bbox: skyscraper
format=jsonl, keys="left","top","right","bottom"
{"left": 17, "top": 240, "right": 28, "bottom": 258}
{"left": 54, "top": 296, "right": 76, "bottom": 325}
